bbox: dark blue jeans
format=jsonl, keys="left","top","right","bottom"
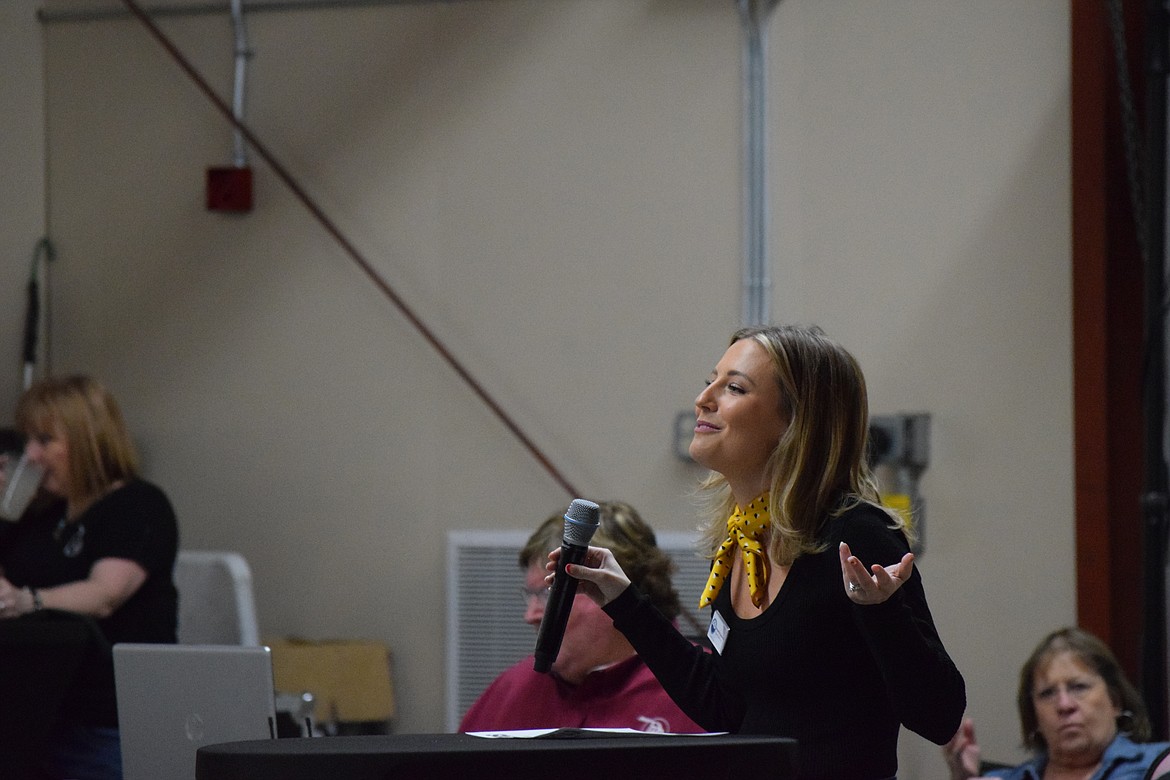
{"left": 43, "top": 725, "right": 122, "bottom": 780}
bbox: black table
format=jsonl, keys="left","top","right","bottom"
{"left": 197, "top": 731, "right": 798, "bottom": 780}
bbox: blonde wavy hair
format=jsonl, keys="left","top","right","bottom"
{"left": 695, "top": 325, "right": 905, "bottom": 566}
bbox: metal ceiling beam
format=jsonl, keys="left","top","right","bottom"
{"left": 38, "top": 0, "right": 489, "bottom": 24}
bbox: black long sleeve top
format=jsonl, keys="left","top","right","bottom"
{"left": 603, "top": 502, "right": 965, "bottom": 780}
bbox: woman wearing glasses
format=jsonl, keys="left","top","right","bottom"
{"left": 459, "top": 500, "right": 701, "bottom": 734}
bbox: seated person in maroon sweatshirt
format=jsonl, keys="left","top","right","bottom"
{"left": 459, "top": 501, "right": 703, "bottom": 734}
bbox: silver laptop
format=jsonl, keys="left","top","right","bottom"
{"left": 114, "top": 643, "right": 276, "bottom": 780}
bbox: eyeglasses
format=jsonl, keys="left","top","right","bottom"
{"left": 520, "top": 586, "right": 551, "bottom": 607}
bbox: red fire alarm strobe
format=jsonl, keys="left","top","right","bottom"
{"left": 206, "top": 166, "right": 253, "bottom": 212}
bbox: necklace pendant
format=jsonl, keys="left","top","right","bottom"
{"left": 54, "top": 516, "right": 86, "bottom": 558}
{"left": 62, "top": 523, "right": 85, "bottom": 558}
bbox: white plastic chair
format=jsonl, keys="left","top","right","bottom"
{"left": 173, "top": 550, "right": 260, "bottom": 646}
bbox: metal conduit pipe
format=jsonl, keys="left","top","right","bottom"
{"left": 230, "top": 0, "right": 250, "bottom": 168}
{"left": 737, "top": 0, "right": 779, "bottom": 327}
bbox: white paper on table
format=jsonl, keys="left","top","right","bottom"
{"left": 466, "top": 728, "right": 727, "bottom": 739}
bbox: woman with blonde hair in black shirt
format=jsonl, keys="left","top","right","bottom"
{"left": 0, "top": 375, "right": 178, "bottom": 780}
{"left": 552, "top": 324, "right": 966, "bottom": 779}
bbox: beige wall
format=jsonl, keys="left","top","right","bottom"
{"left": 12, "top": 1, "right": 1070, "bottom": 774}
{"left": 1, "top": 2, "right": 45, "bottom": 406}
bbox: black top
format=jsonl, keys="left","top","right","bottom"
{"left": 0, "top": 479, "right": 180, "bottom": 726}
{"left": 604, "top": 502, "right": 965, "bottom": 780}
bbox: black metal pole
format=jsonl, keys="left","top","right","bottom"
{"left": 1141, "top": 0, "right": 1170, "bottom": 741}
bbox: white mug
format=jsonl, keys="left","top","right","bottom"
{"left": 0, "top": 452, "right": 45, "bottom": 521}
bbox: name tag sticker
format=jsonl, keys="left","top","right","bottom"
{"left": 707, "top": 610, "right": 729, "bottom": 655}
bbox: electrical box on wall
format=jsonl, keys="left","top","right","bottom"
{"left": 868, "top": 413, "right": 930, "bottom": 470}
{"left": 206, "top": 166, "right": 253, "bottom": 212}
{"left": 868, "top": 412, "right": 931, "bottom": 554}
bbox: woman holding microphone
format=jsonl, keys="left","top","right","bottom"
{"left": 553, "top": 324, "right": 965, "bottom": 779}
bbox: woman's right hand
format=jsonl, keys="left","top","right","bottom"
{"left": 547, "top": 545, "right": 631, "bottom": 606}
{"left": 942, "top": 718, "right": 986, "bottom": 780}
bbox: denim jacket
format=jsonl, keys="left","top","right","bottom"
{"left": 988, "top": 735, "right": 1170, "bottom": 780}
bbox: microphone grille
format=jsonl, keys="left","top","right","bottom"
{"left": 562, "top": 498, "right": 601, "bottom": 546}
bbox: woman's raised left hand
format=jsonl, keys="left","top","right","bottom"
{"left": 839, "top": 541, "right": 914, "bottom": 605}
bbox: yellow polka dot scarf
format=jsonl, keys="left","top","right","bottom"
{"left": 699, "top": 495, "right": 771, "bottom": 609}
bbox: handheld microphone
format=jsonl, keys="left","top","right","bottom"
{"left": 533, "top": 498, "right": 601, "bottom": 674}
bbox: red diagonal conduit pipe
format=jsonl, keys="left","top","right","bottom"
{"left": 119, "top": 0, "right": 580, "bottom": 498}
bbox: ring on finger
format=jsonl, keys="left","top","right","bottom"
{"left": 847, "top": 582, "right": 862, "bottom": 594}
